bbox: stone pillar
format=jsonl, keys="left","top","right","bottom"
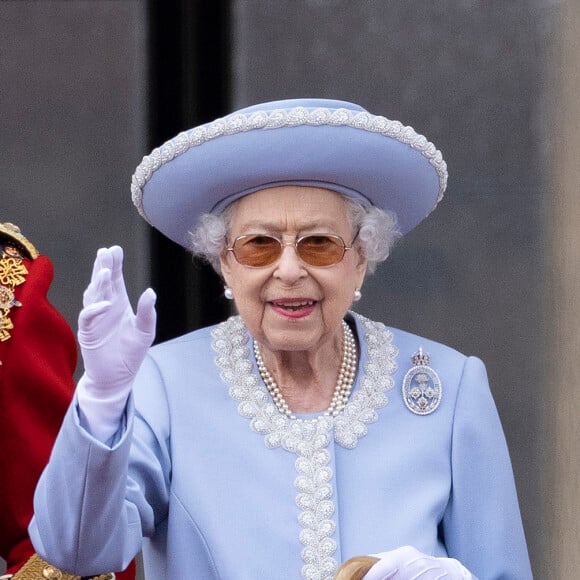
{"left": 547, "top": 0, "right": 580, "bottom": 576}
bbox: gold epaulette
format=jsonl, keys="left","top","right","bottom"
{"left": 1, "top": 553, "right": 114, "bottom": 580}
{"left": 0, "top": 222, "right": 39, "bottom": 343}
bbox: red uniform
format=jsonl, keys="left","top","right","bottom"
{"left": 0, "top": 223, "right": 135, "bottom": 579}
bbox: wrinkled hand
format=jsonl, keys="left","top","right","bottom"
{"left": 363, "top": 546, "right": 474, "bottom": 580}
{"left": 77, "top": 246, "right": 156, "bottom": 441}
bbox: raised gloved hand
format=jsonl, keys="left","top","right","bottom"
{"left": 363, "top": 546, "right": 474, "bottom": 580}
{"left": 77, "top": 246, "right": 156, "bottom": 442}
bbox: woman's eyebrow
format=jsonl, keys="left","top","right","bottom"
{"left": 236, "top": 219, "right": 339, "bottom": 231}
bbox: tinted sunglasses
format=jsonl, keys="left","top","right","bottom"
{"left": 225, "top": 232, "right": 358, "bottom": 268}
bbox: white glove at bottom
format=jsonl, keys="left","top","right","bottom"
{"left": 363, "top": 546, "right": 475, "bottom": 580}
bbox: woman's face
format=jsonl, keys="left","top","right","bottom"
{"left": 220, "top": 185, "right": 367, "bottom": 354}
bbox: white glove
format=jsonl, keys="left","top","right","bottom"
{"left": 77, "top": 246, "right": 156, "bottom": 442}
{"left": 364, "top": 546, "right": 474, "bottom": 580}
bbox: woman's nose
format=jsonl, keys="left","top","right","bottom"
{"left": 273, "top": 244, "right": 307, "bottom": 282}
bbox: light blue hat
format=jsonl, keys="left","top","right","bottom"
{"left": 131, "top": 98, "right": 447, "bottom": 249}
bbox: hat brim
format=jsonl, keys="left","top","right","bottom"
{"left": 132, "top": 99, "right": 447, "bottom": 249}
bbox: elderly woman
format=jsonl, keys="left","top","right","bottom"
{"left": 30, "top": 99, "right": 531, "bottom": 579}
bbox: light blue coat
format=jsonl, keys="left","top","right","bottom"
{"left": 30, "top": 313, "right": 532, "bottom": 579}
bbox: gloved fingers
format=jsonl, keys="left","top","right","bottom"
{"left": 135, "top": 288, "right": 157, "bottom": 337}
{"left": 362, "top": 557, "right": 399, "bottom": 580}
{"left": 85, "top": 246, "right": 128, "bottom": 303}
{"left": 364, "top": 550, "right": 403, "bottom": 580}
{"left": 366, "top": 547, "right": 474, "bottom": 580}
{"left": 78, "top": 300, "right": 114, "bottom": 346}
{"left": 117, "top": 289, "right": 157, "bottom": 374}
{"left": 107, "top": 245, "right": 130, "bottom": 301}
{"left": 83, "top": 265, "right": 113, "bottom": 308}
{"left": 403, "top": 552, "right": 441, "bottom": 576}
{"left": 89, "top": 247, "right": 114, "bottom": 283}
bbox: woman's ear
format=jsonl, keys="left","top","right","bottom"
{"left": 355, "top": 253, "right": 367, "bottom": 289}
{"left": 353, "top": 237, "right": 367, "bottom": 270}
{"left": 219, "top": 252, "right": 232, "bottom": 282}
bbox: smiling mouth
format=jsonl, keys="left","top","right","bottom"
{"left": 271, "top": 299, "right": 316, "bottom": 312}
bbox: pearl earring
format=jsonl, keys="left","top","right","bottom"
{"left": 353, "top": 288, "right": 362, "bottom": 302}
{"left": 224, "top": 286, "right": 234, "bottom": 300}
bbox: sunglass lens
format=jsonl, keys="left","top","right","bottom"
{"left": 234, "top": 235, "right": 281, "bottom": 266}
{"left": 297, "top": 235, "right": 345, "bottom": 266}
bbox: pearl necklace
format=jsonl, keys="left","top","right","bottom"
{"left": 253, "top": 320, "right": 358, "bottom": 419}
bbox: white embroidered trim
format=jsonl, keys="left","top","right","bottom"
{"left": 212, "top": 313, "right": 397, "bottom": 580}
{"left": 131, "top": 106, "right": 447, "bottom": 221}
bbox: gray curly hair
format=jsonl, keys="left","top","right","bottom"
{"left": 188, "top": 194, "right": 400, "bottom": 275}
